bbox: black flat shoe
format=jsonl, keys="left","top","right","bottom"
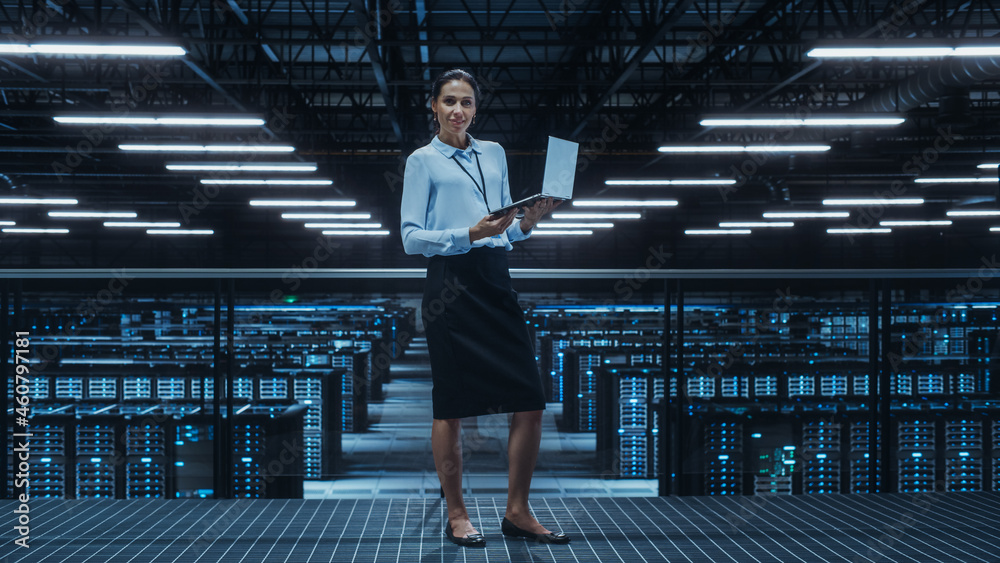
{"left": 445, "top": 522, "right": 486, "bottom": 547}
{"left": 501, "top": 517, "right": 571, "bottom": 544}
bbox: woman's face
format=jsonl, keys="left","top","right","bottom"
{"left": 432, "top": 79, "right": 476, "bottom": 138}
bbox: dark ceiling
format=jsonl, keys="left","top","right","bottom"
{"left": 2, "top": 0, "right": 1000, "bottom": 271}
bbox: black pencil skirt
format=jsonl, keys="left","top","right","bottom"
{"left": 423, "top": 246, "right": 546, "bottom": 420}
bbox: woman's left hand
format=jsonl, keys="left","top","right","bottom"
{"left": 520, "top": 197, "right": 561, "bottom": 233}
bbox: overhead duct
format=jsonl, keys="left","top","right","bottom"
{"left": 790, "top": 57, "right": 1000, "bottom": 145}
{"left": 852, "top": 56, "right": 1000, "bottom": 114}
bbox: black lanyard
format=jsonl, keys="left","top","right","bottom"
{"left": 451, "top": 150, "right": 490, "bottom": 213}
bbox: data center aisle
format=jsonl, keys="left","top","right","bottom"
{"left": 306, "top": 337, "right": 657, "bottom": 499}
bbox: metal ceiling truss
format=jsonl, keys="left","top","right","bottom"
{"left": 3, "top": 0, "right": 1000, "bottom": 268}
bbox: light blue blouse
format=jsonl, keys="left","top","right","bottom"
{"left": 401, "top": 134, "right": 532, "bottom": 257}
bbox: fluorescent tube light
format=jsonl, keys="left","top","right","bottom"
{"left": 320, "top": 230, "right": 389, "bottom": 236}
{"left": 822, "top": 198, "right": 924, "bottom": 206}
{"left": 809, "top": 44, "right": 1000, "bottom": 58}
{"left": 2, "top": 228, "right": 69, "bottom": 234}
{"left": 551, "top": 212, "right": 642, "bottom": 219}
{"left": 201, "top": 179, "right": 332, "bottom": 186}
{"left": 0, "top": 221, "right": 14, "bottom": 226}
{"left": 536, "top": 222, "right": 614, "bottom": 229}
{"left": 530, "top": 230, "right": 594, "bottom": 236}
{"left": 684, "top": 229, "right": 751, "bottom": 235}
{"left": 49, "top": 211, "right": 137, "bottom": 218}
{"left": 827, "top": 228, "right": 891, "bottom": 234}
{"left": 807, "top": 47, "right": 955, "bottom": 58}
{"left": 55, "top": 116, "right": 263, "bottom": 126}
{"left": 658, "top": 145, "right": 830, "bottom": 153}
{"left": 763, "top": 211, "right": 849, "bottom": 219}
{"left": 700, "top": 117, "right": 904, "bottom": 127}
{"left": 281, "top": 213, "right": 371, "bottom": 220}
{"left": 954, "top": 47, "right": 1000, "bottom": 56}
{"left": 304, "top": 223, "right": 382, "bottom": 229}
{"left": 946, "top": 209, "right": 1000, "bottom": 217}
{"left": 119, "top": 144, "right": 294, "bottom": 153}
{"left": 718, "top": 221, "right": 794, "bottom": 228}
{"left": 166, "top": 162, "right": 317, "bottom": 172}
{"left": 976, "top": 163, "right": 999, "bottom": 169}
{"left": 604, "top": 179, "right": 736, "bottom": 186}
{"left": 250, "top": 200, "right": 355, "bottom": 207}
{"left": 572, "top": 200, "right": 678, "bottom": 207}
{"left": 913, "top": 177, "right": 996, "bottom": 184}
{"left": 990, "top": 227, "right": 1000, "bottom": 232}
{"left": 1, "top": 44, "right": 186, "bottom": 56}
{"left": 104, "top": 221, "right": 182, "bottom": 228}
{"left": 0, "top": 45, "right": 35, "bottom": 54}
{"left": 0, "top": 198, "right": 78, "bottom": 205}
{"left": 878, "top": 220, "right": 952, "bottom": 227}
{"left": 146, "top": 229, "right": 214, "bottom": 235}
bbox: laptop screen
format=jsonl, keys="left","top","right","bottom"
{"left": 541, "top": 136, "right": 579, "bottom": 199}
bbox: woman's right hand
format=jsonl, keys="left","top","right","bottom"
{"left": 469, "top": 209, "right": 516, "bottom": 241}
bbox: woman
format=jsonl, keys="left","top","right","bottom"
{"left": 400, "top": 69, "right": 569, "bottom": 547}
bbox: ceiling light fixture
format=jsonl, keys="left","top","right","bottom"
{"left": 320, "top": 230, "right": 390, "bottom": 236}
{"left": 822, "top": 198, "right": 924, "bottom": 206}
{"left": 946, "top": 209, "right": 1000, "bottom": 217}
{"left": 49, "top": 211, "right": 138, "bottom": 218}
{"left": 281, "top": 213, "right": 371, "bottom": 220}
{"left": 976, "top": 163, "right": 999, "bottom": 169}
{"left": 201, "top": 179, "right": 332, "bottom": 186}
{"left": 827, "top": 228, "right": 892, "bottom": 234}
{"left": 166, "top": 162, "right": 317, "bottom": 172}
{"left": 551, "top": 212, "right": 642, "bottom": 220}
{"left": 572, "top": 200, "right": 678, "bottom": 207}
{"left": 807, "top": 46, "right": 957, "bottom": 58}
{"left": 120, "top": 144, "right": 294, "bottom": 153}
{"left": 658, "top": 145, "right": 830, "bottom": 153}
{"left": 530, "top": 230, "right": 594, "bottom": 236}
{"left": 55, "top": 116, "right": 263, "bottom": 126}
{"left": 913, "top": 177, "right": 996, "bottom": 184}
{"left": 604, "top": 179, "right": 736, "bottom": 186}
{"left": 536, "top": 222, "right": 614, "bottom": 229}
{"left": 146, "top": 229, "right": 214, "bottom": 235}
{"left": 2, "top": 228, "right": 69, "bottom": 234}
{"left": 303, "top": 223, "right": 383, "bottom": 229}
{"left": 684, "top": 229, "right": 752, "bottom": 235}
{"left": 718, "top": 221, "right": 794, "bottom": 228}
{"left": 0, "top": 198, "right": 78, "bottom": 205}
{"left": 700, "top": 116, "right": 904, "bottom": 127}
{"left": 249, "top": 200, "right": 355, "bottom": 207}
{"left": 763, "top": 211, "right": 849, "bottom": 219}
{"left": 0, "top": 43, "right": 186, "bottom": 56}
{"left": 104, "top": 221, "right": 182, "bottom": 228}
{"left": 878, "top": 220, "right": 952, "bottom": 226}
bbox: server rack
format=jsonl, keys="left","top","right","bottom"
{"left": 596, "top": 367, "right": 663, "bottom": 479}
{"left": 561, "top": 346, "right": 602, "bottom": 432}
{"left": 8, "top": 403, "right": 305, "bottom": 499}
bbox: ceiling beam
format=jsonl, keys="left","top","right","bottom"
{"left": 568, "top": 0, "right": 695, "bottom": 139}
{"left": 352, "top": 0, "right": 402, "bottom": 143}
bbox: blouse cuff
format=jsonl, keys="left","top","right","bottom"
{"left": 509, "top": 219, "right": 532, "bottom": 242}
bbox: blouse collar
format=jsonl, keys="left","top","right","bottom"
{"left": 431, "top": 134, "right": 482, "bottom": 159}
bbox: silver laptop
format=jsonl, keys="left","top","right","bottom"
{"left": 490, "top": 136, "right": 578, "bottom": 217}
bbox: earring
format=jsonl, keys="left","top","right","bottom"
{"left": 433, "top": 113, "right": 438, "bottom": 123}
{"left": 472, "top": 115, "right": 476, "bottom": 125}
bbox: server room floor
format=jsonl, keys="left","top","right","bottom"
{"left": 304, "top": 339, "right": 657, "bottom": 499}
{"left": 309, "top": 377, "right": 658, "bottom": 499}
{"left": 2, "top": 492, "right": 999, "bottom": 562}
